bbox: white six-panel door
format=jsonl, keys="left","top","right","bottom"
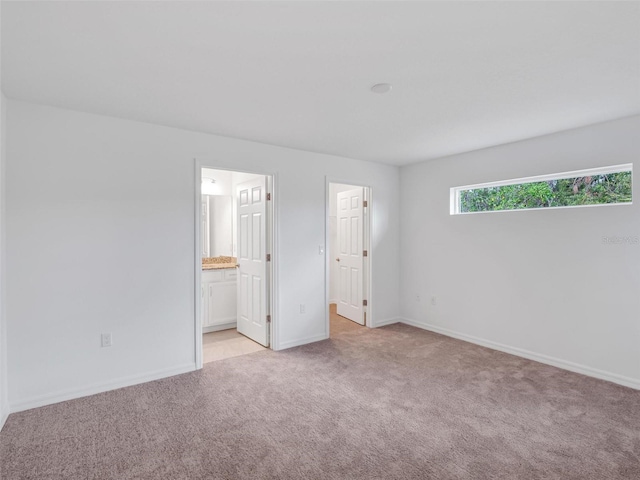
{"left": 236, "top": 177, "right": 269, "bottom": 347}
{"left": 336, "top": 187, "right": 365, "bottom": 324}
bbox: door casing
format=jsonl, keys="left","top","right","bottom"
{"left": 325, "top": 178, "right": 373, "bottom": 336}
{"left": 194, "top": 159, "right": 277, "bottom": 368}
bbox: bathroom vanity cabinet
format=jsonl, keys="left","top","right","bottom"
{"left": 201, "top": 268, "right": 237, "bottom": 332}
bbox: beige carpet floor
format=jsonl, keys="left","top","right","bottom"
{"left": 1, "top": 318, "right": 639, "bottom": 479}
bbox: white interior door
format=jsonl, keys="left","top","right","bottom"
{"left": 336, "top": 187, "right": 365, "bottom": 324}
{"left": 236, "top": 177, "right": 269, "bottom": 347}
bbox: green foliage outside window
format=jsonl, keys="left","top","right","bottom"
{"left": 459, "top": 171, "right": 632, "bottom": 213}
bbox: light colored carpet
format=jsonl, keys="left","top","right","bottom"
{"left": 1, "top": 320, "right": 639, "bottom": 479}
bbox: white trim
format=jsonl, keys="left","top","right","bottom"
{"left": 0, "top": 408, "right": 8, "bottom": 432}
{"left": 267, "top": 174, "right": 278, "bottom": 350}
{"left": 453, "top": 199, "right": 633, "bottom": 216}
{"left": 202, "top": 322, "right": 237, "bottom": 333}
{"left": 278, "top": 333, "right": 329, "bottom": 350}
{"left": 451, "top": 163, "right": 633, "bottom": 215}
{"left": 363, "top": 187, "right": 371, "bottom": 327}
{"left": 371, "top": 317, "right": 400, "bottom": 328}
{"left": 400, "top": 317, "right": 640, "bottom": 391}
{"left": 455, "top": 163, "right": 633, "bottom": 191}
{"left": 9, "top": 363, "right": 197, "bottom": 414}
{"left": 193, "top": 160, "right": 278, "bottom": 354}
{"left": 194, "top": 162, "right": 203, "bottom": 368}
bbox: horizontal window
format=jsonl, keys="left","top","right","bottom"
{"left": 450, "top": 164, "right": 632, "bottom": 215}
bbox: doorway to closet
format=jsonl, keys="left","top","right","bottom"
{"left": 327, "top": 182, "right": 371, "bottom": 337}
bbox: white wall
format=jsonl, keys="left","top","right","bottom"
{"left": 0, "top": 92, "right": 8, "bottom": 430}
{"left": 328, "top": 183, "right": 359, "bottom": 303}
{"left": 400, "top": 115, "right": 640, "bottom": 388}
{"left": 201, "top": 167, "right": 232, "bottom": 196}
{"left": 5, "top": 99, "right": 401, "bottom": 411}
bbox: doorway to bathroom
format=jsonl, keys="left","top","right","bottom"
{"left": 196, "top": 166, "right": 274, "bottom": 366}
{"left": 326, "top": 181, "right": 371, "bottom": 337}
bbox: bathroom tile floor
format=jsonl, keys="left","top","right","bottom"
{"left": 202, "top": 329, "right": 266, "bottom": 363}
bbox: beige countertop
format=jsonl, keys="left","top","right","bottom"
{"left": 202, "top": 256, "right": 237, "bottom": 270}
{"left": 203, "top": 263, "right": 236, "bottom": 270}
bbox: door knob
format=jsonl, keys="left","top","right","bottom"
{"left": 336, "top": 258, "right": 340, "bottom": 262}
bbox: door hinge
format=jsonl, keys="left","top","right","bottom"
{"left": 363, "top": 250, "right": 368, "bottom": 257}
{"left": 266, "top": 315, "right": 271, "bottom": 323}
{"left": 363, "top": 200, "right": 368, "bottom": 207}
{"left": 267, "top": 193, "right": 271, "bottom": 201}
{"left": 266, "top": 253, "right": 271, "bottom": 262}
{"left": 363, "top": 299, "right": 368, "bottom": 306}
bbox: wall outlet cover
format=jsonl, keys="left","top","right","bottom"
{"left": 101, "top": 333, "right": 112, "bottom": 348}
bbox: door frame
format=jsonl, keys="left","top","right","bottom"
{"left": 325, "top": 178, "right": 373, "bottom": 336}
{"left": 194, "top": 159, "right": 278, "bottom": 368}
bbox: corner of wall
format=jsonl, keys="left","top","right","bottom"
{"left": 397, "top": 116, "right": 640, "bottom": 390}
{"left": 0, "top": 91, "right": 8, "bottom": 430}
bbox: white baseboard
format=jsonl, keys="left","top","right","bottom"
{"left": 371, "top": 317, "right": 400, "bottom": 328}
{"left": 203, "top": 322, "right": 236, "bottom": 333}
{"left": 0, "top": 408, "right": 8, "bottom": 432}
{"left": 9, "top": 363, "right": 197, "bottom": 414}
{"left": 277, "top": 333, "right": 329, "bottom": 351}
{"left": 400, "top": 317, "right": 640, "bottom": 391}
{"left": 277, "top": 319, "right": 399, "bottom": 349}
{"left": 329, "top": 299, "right": 338, "bottom": 305}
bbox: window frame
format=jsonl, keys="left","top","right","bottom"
{"left": 450, "top": 163, "right": 633, "bottom": 215}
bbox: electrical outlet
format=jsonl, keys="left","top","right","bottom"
{"left": 101, "top": 333, "right": 112, "bottom": 348}
{"left": 431, "top": 296, "right": 437, "bottom": 306}
{"left": 300, "top": 304, "right": 306, "bottom": 314}
{"left": 318, "top": 245, "right": 325, "bottom": 255}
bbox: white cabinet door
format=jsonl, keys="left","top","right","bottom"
{"left": 207, "top": 283, "right": 216, "bottom": 327}
{"left": 202, "top": 270, "right": 236, "bottom": 331}
{"left": 201, "top": 283, "right": 209, "bottom": 327}
{"left": 208, "top": 281, "right": 237, "bottom": 326}
{"left": 236, "top": 177, "right": 269, "bottom": 347}
{"left": 337, "top": 187, "right": 365, "bottom": 324}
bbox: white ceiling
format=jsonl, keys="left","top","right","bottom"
{"left": 2, "top": 1, "right": 639, "bottom": 166}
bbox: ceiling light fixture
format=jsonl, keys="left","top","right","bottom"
{"left": 371, "top": 83, "right": 392, "bottom": 94}
{"left": 201, "top": 177, "right": 217, "bottom": 195}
